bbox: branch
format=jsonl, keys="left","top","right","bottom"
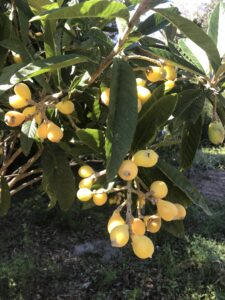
{"left": 87, "top": 0, "right": 154, "bottom": 85}
{"left": 8, "top": 148, "right": 43, "bottom": 189}
{"left": 0, "top": 147, "right": 23, "bottom": 176}
{"left": 125, "top": 54, "right": 162, "bottom": 66}
{"left": 10, "top": 176, "right": 43, "bottom": 196}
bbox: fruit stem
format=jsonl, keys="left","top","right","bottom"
{"left": 126, "top": 181, "right": 133, "bottom": 234}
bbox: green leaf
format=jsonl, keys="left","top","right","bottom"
{"left": 162, "top": 220, "right": 185, "bottom": 238}
{"left": 105, "top": 59, "right": 138, "bottom": 181}
{"left": 173, "top": 89, "right": 205, "bottom": 123}
{"left": 178, "top": 39, "right": 205, "bottom": 73}
{"left": 41, "top": 145, "right": 76, "bottom": 211}
{"left": 27, "top": 0, "right": 59, "bottom": 15}
{"left": 10, "top": 54, "right": 91, "bottom": 83}
{"left": 0, "top": 177, "right": 11, "bottom": 217}
{"left": 157, "top": 160, "right": 211, "bottom": 215}
{"left": 30, "top": 0, "right": 129, "bottom": 22}
{"left": 154, "top": 8, "right": 221, "bottom": 72}
{"left": 208, "top": 0, "right": 225, "bottom": 57}
{"left": 132, "top": 94, "right": 177, "bottom": 151}
{"left": 76, "top": 128, "right": 105, "bottom": 155}
{"left": 180, "top": 115, "right": 202, "bottom": 169}
{"left": 138, "top": 11, "right": 170, "bottom": 35}
{"left": 20, "top": 120, "right": 37, "bottom": 156}
{"left": 215, "top": 63, "right": 225, "bottom": 82}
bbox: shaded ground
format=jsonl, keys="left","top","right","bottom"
{"left": 0, "top": 169, "right": 225, "bottom": 300}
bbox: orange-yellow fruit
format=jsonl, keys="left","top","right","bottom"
{"left": 144, "top": 215, "right": 161, "bottom": 233}
{"left": 12, "top": 53, "right": 22, "bottom": 64}
{"left": 150, "top": 181, "right": 168, "bottom": 199}
{"left": 132, "top": 235, "right": 154, "bottom": 259}
{"left": 131, "top": 218, "right": 146, "bottom": 235}
{"left": 156, "top": 199, "right": 178, "bottom": 221}
{"left": 9, "top": 95, "right": 29, "bottom": 109}
{"left": 110, "top": 224, "right": 129, "bottom": 247}
{"left": 56, "top": 100, "right": 74, "bottom": 115}
{"left": 78, "top": 165, "right": 94, "bottom": 178}
{"left": 165, "top": 80, "right": 175, "bottom": 92}
{"left": 118, "top": 160, "right": 138, "bottom": 181}
{"left": 79, "top": 177, "right": 95, "bottom": 189}
{"left": 47, "top": 122, "right": 63, "bottom": 143}
{"left": 137, "top": 98, "right": 142, "bottom": 112}
{"left": 107, "top": 211, "right": 125, "bottom": 233}
{"left": 137, "top": 86, "right": 151, "bottom": 105}
{"left": 36, "top": 122, "right": 48, "bottom": 139}
{"left": 14, "top": 83, "right": 31, "bottom": 101}
{"left": 208, "top": 121, "right": 225, "bottom": 145}
{"left": 174, "top": 203, "right": 186, "bottom": 220}
{"left": 145, "top": 66, "right": 165, "bottom": 83}
{"left": 22, "top": 106, "right": 41, "bottom": 124}
{"left": 93, "top": 190, "right": 108, "bottom": 206}
{"left": 4, "top": 111, "right": 25, "bottom": 127}
{"left": 164, "top": 65, "right": 177, "bottom": 81}
{"left": 76, "top": 188, "right": 92, "bottom": 202}
{"left": 101, "top": 88, "right": 110, "bottom": 106}
{"left": 136, "top": 78, "right": 146, "bottom": 87}
{"left": 132, "top": 149, "right": 158, "bottom": 168}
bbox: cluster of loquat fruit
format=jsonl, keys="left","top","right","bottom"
{"left": 4, "top": 83, "right": 75, "bottom": 143}
{"left": 76, "top": 148, "right": 186, "bottom": 259}
{"left": 100, "top": 63, "right": 176, "bottom": 110}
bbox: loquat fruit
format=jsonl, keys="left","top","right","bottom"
{"left": 118, "top": 160, "right": 138, "bottom": 181}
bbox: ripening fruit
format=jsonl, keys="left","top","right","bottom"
{"left": 136, "top": 78, "right": 146, "bottom": 87}
{"left": 144, "top": 215, "right": 161, "bottom": 233}
{"left": 156, "top": 199, "right": 178, "bottom": 221}
{"left": 14, "top": 83, "right": 32, "bottom": 101}
{"left": 79, "top": 177, "right": 95, "bottom": 189}
{"left": 36, "top": 122, "right": 48, "bottom": 139}
{"left": 132, "top": 149, "right": 158, "bottom": 168}
{"left": 47, "top": 122, "right": 63, "bottom": 143}
{"left": 137, "top": 86, "right": 151, "bottom": 105}
{"left": 22, "top": 106, "right": 36, "bottom": 118}
{"left": 77, "top": 188, "right": 92, "bottom": 202}
{"left": 208, "top": 121, "right": 225, "bottom": 145}
{"left": 9, "top": 95, "right": 29, "bottom": 109}
{"left": 174, "top": 203, "right": 186, "bottom": 220}
{"left": 93, "top": 190, "right": 108, "bottom": 206}
{"left": 56, "top": 100, "right": 75, "bottom": 115}
{"left": 12, "top": 53, "right": 22, "bottom": 64}
{"left": 165, "top": 80, "right": 175, "bottom": 92}
{"left": 131, "top": 218, "right": 146, "bottom": 235}
{"left": 110, "top": 224, "right": 129, "bottom": 247}
{"left": 101, "top": 88, "right": 110, "bottom": 106}
{"left": 137, "top": 98, "right": 142, "bottom": 112}
{"left": 145, "top": 66, "right": 165, "bottom": 83}
{"left": 107, "top": 211, "right": 125, "bottom": 233}
{"left": 132, "top": 235, "right": 154, "bottom": 259}
{"left": 118, "top": 160, "right": 138, "bottom": 181}
{"left": 164, "top": 65, "right": 177, "bottom": 81}
{"left": 150, "top": 181, "right": 168, "bottom": 199}
{"left": 78, "top": 165, "right": 94, "bottom": 178}
{"left": 4, "top": 111, "right": 25, "bottom": 127}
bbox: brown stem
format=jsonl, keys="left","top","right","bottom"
{"left": 0, "top": 147, "right": 23, "bottom": 176}
{"left": 8, "top": 148, "right": 43, "bottom": 189}
{"left": 10, "top": 176, "right": 43, "bottom": 196}
{"left": 6, "top": 168, "right": 42, "bottom": 181}
{"left": 125, "top": 54, "right": 162, "bottom": 66}
{"left": 126, "top": 181, "right": 133, "bottom": 233}
{"left": 87, "top": 0, "right": 154, "bottom": 86}
{"left": 67, "top": 115, "right": 79, "bottom": 130}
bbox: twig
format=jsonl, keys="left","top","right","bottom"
{"left": 5, "top": 168, "right": 42, "bottom": 180}
{"left": 87, "top": 0, "right": 154, "bottom": 85}
{"left": 125, "top": 54, "right": 162, "bottom": 66}
{"left": 67, "top": 115, "right": 79, "bottom": 130}
{"left": 10, "top": 176, "right": 43, "bottom": 196}
{"left": 0, "top": 147, "right": 23, "bottom": 176}
{"left": 126, "top": 181, "right": 133, "bottom": 233}
{"left": 8, "top": 148, "right": 43, "bottom": 189}
{"left": 136, "top": 176, "right": 149, "bottom": 192}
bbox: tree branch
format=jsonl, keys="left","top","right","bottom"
{"left": 10, "top": 176, "right": 43, "bottom": 196}
{"left": 87, "top": 0, "right": 154, "bottom": 85}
